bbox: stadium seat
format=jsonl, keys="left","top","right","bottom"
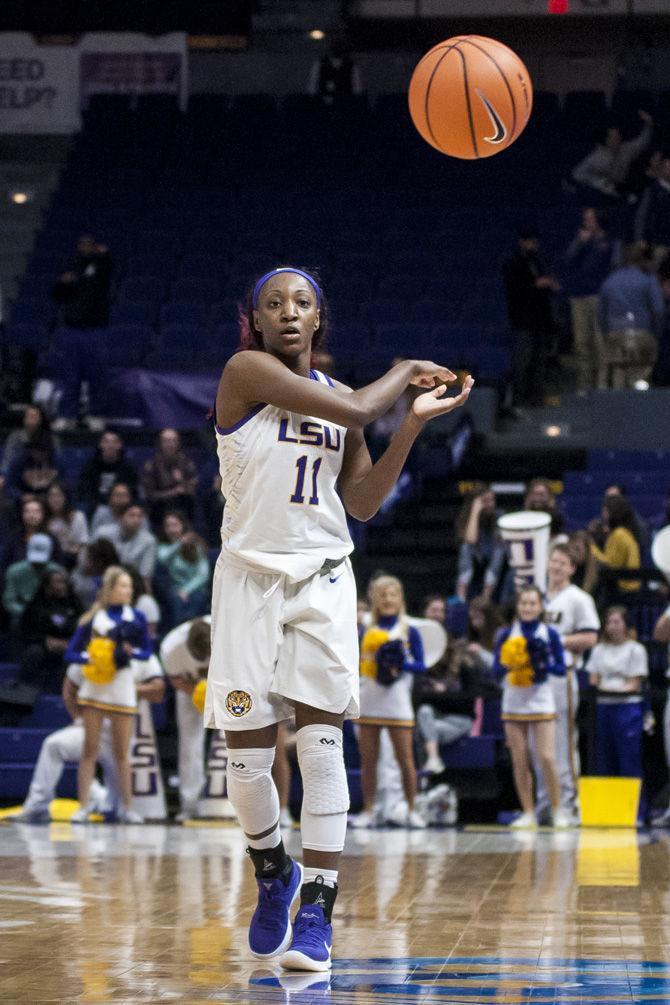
{"left": 109, "top": 301, "right": 157, "bottom": 326}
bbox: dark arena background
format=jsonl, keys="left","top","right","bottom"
{"left": 4, "top": 2, "right": 670, "bottom": 1002}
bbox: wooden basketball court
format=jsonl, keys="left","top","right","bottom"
{"left": 2, "top": 821, "right": 670, "bottom": 1003}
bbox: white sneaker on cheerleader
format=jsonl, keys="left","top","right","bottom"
{"left": 118, "top": 808, "right": 144, "bottom": 824}
{"left": 406, "top": 809, "right": 427, "bottom": 829}
{"left": 347, "top": 810, "right": 374, "bottom": 829}
{"left": 552, "top": 808, "right": 573, "bottom": 829}
{"left": 424, "top": 754, "right": 446, "bottom": 774}
{"left": 70, "top": 806, "right": 92, "bottom": 823}
{"left": 510, "top": 811, "right": 537, "bottom": 829}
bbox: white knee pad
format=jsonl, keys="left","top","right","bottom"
{"left": 226, "top": 748, "right": 279, "bottom": 836}
{"left": 297, "top": 724, "right": 349, "bottom": 853}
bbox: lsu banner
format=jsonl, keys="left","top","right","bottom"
{"left": 130, "top": 699, "right": 167, "bottom": 820}
{"left": 498, "top": 511, "right": 551, "bottom": 592}
{"left": 0, "top": 35, "right": 80, "bottom": 133}
{"left": 198, "top": 730, "right": 236, "bottom": 819}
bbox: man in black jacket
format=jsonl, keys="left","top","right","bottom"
{"left": 52, "top": 234, "right": 113, "bottom": 432}
{"left": 503, "top": 228, "right": 559, "bottom": 409}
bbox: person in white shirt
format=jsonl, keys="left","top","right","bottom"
{"left": 531, "top": 543, "right": 600, "bottom": 822}
{"left": 589, "top": 606, "right": 648, "bottom": 778}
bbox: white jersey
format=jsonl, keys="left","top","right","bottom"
{"left": 544, "top": 583, "right": 600, "bottom": 668}
{"left": 160, "top": 616, "right": 211, "bottom": 681}
{"left": 214, "top": 368, "right": 353, "bottom": 582}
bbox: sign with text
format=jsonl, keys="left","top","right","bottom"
{"left": 0, "top": 36, "right": 80, "bottom": 133}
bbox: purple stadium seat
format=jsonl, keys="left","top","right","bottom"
{"left": 160, "top": 301, "right": 206, "bottom": 326}
{"left": 109, "top": 301, "right": 157, "bottom": 326}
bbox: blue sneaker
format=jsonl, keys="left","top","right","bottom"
{"left": 248, "top": 859, "right": 303, "bottom": 959}
{"left": 279, "top": 903, "right": 333, "bottom": 972}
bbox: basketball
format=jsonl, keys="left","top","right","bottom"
{"left": 408, "top": 35, "right": 533, "bottom": 159}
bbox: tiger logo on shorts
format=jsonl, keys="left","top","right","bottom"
{"left": 225, "top": 690, "right": 253, "bottom": 717}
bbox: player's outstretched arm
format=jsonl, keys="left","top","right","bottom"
{"left": 339, "top": 376, "right": 474, "bottom": 522}
{"left": 217, "top": 352, "right": 457, "bottom": 431}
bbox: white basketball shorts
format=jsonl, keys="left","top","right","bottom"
{"left": 205, "top": 556, "right": 359, "bottom": 731}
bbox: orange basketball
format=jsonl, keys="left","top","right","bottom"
{"left": 408, "top": 35, "right": 533, "bottom": 160}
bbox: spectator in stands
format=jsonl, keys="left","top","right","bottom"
{"left": 466, "top": 595, "right": 502, "bottom": 671}
{"left": 90, "top": 481, "right": 135, "bottom": 536}
{"left": 562, "top": 208, "right": 619, "bottom": 391}
{"left": 71, "top": 538, "right": 120, "bottom": 609}
{"left": 65, "top": 566, "right": 151, "bottom": 824}
{"left": 599, "top": 242, "right": 664, "bottom": 388}
{"left": 0, "top": 404, "right": 50, "bottom": 476}
{"left": 589, "top": 606, "right": 648, "bottom": 779}
{"left": 351, "top": 575, "right": 427, "bottom": 829}
{"left": 414, "top": 638, "right": 483, "bottom": 775}
{"left": 423, "top": 594, "right": 446, "bottom": 625}
{"left": 122, "top": 563, "right": 160, "bottom": 639}
{"left": 591, "top": 494, "right": 641, "bottom": 595}
{"left": 635, "top": 151, "right": 670, "bottom": 269}
{"left": 587, "top": 484, "right": 648, "bottom": 557}
{"left": 52, "top": 234, "right": 114, "bottom": 432}
{"left": 493, "top": 585, "right": 569, "bottom": 829}
{"left": 18, "top": 569, "right": 82, "bottom": 694}
{"left": 45, "top": 482, "right": 89, "bottom": 567}
{"left": 2, "top": 534, "right": 64, "bottom": 628}
{"left": 94, "top": 502, "right": 157, "bottom": 591}
{"left": 156, "top": 511, "right": 210, "bottom": 629}
{"left": 455, "top": 485, "right": 505, "bottom": 602}
{"left": 503, "top": 228, "right": 559, "bottom": 409}
{"left": 571, "top": 110, "right": 654, "bottom": 201}
{"left": 567, "top": 530, "right": 599, "bottom": 594}
{"left": 307, "top": 39, "right": 363, "bottom": 106}
{"left": 652, "top": 603, "right": 670, "bottom": 826}
{"left": 77, "top": 431, "right": 139, "bottom": 516}
{"left": 141, "top": 428, "right": 197, "bottom": 527}
{"left": 6, "top": 496, "right": 58, "bottom": 567}
{"left": 524, "top": 477, "right": 566, "bottom": 543}
{"left": 5, "top": 429, "right": 61, "bottom": 500}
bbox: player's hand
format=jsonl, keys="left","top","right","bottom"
{"left": 411, "top": 374, "right": 474, "bottom": 423}
{"left": 171, "top": 674, "right": 195, "bottom": 695}
{"left": 408, "top": 361, "right": 457, "bottom": 388}
{"left": 638, "top": 109, "right": 653, "bottom": 124}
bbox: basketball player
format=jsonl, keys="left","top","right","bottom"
{"left": 532, "top": 543, "right": 600, "bottom": 823}
{"left": 14, "top": 655, "right": 164, "bottom": 822}
{"left": 205, "top": 266, "right": 473, "bottom": 972}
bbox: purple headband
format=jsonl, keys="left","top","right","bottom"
{"left": 252, "top": 268, "right": 322, "bottom": 309}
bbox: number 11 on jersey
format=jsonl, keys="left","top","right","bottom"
{"left": 290, "top": 455, "right": 322, "bottom": 505}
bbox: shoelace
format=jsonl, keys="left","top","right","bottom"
{"left": 293, "top": 908, "right": 326, "bottom": 943}
{"left": 256, "top": 880, "right": 286, "bottom": 930}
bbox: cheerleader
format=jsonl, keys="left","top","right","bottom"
{"left": 65, "top": 565, "right": 153, "bottom": 823}
{"left": 493, "top": 586, "right": 570, "bottom": 829}
{"left": 352, "top": 575, "right": 426, "bottom": 829}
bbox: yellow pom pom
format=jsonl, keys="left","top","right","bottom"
{"left": 507, "top": 667, "right": 535, "bottom": 688}
{"left": 192, "top": 679, "right": 207, "bottom": 714}
{"left": 500, "top": 635, "right": 533, "bottom": 687}
{"left": 360, "top": 627, "right": 390, "bottom": 679}
{"left": 82, "top": 637, "right": 117, "bottom": 686}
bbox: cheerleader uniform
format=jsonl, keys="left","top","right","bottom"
{"left": 65, "top": 604, "right": 153, "bottom": 715}
{"left": 358, "top": 615, "right": 425, "bottom": 727}
{"left": 493, "top": 619, "right": 566, "bottom": 722}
